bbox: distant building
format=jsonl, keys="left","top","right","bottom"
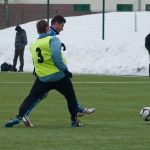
{"left": 0, "top": 0, "right": 150, "bottom": 29}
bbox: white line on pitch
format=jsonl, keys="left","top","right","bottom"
{"left": 0, "top": 81, "right": 150, "bottom": 84}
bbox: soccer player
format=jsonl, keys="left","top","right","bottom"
{"left": 5, "top": 17, "right": 95, "bottom": 128}
{"left": 22, "top": 15, "right": 95, "bottom": 127}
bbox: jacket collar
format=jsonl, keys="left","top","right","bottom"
{"left": 50, "top": 26, "right": 59, "bottom": 35}
{"left": 38, "top": 33, "right": 49, "bottom": 39}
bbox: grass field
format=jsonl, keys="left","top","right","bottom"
{"left": 0, "top": 72, "right": 150, "bottom": 150}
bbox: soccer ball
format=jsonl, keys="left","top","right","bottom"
{"left": 140, "top": 107, "right": 150, "bottom": 121}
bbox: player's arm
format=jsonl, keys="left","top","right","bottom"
{"left": 50, "top": 37, "right": 72, "bottom": 78}
{"left": 50, "top": 37, "right": 67, "bottom": 71}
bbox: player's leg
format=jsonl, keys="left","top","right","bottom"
{"left": 77, "top": 103, "right": 95, "bottom": 117}
{"left": 24, "top": 92, "right": 48, "bottom": 116}
{"left": 22, "top": 93, "right": 95, "bottom": 126}
{"left": 22, "top": 92, "right": 48, "bottom": 127}
{"left": 18, "top": 79, "right": 49, "bottom": 117}
{"left": 5, "top": 78, "right": 50, "bottom": 127}
{"left": 55, "top": 77, "right": 82, "bottom": 127}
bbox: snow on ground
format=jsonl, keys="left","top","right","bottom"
{"left": 0, "top": 12, "right": 150, "bottom": 76}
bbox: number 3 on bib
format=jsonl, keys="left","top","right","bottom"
{"left": 36, "top": 48, "right": 44, "bottom": 63}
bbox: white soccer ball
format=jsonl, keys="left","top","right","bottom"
{"left": 140, "top": 107, "right": 150, "bottom": 121}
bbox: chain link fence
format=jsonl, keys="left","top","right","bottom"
{"left": 0, "top": 0, "right": 94, "bottom": 30}
{"left": 0, "top": 0, "right": 48, "bottom": 29}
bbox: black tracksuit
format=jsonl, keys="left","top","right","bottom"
{"left": 18, "top": 76, "right": 79, "bottom": 121}
{"left": 13, "top": 29, "right": 27, "bottom": 71}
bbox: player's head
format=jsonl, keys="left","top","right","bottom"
{"left": 36, "top": 20, "right": 49, "bottom": 34}
{"left": 51, "top": 15, "right": 66, "bottom": 33}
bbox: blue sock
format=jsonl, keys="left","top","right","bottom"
{"left": 77, "top": 103, "right": 84, "bottom": 113}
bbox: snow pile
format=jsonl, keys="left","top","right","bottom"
{"left": 0, "top": 12, "right": 150, "bottom": 76}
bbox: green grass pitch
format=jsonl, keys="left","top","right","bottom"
{"left": 0, "top": 72, "right": 150, "bottom": 150}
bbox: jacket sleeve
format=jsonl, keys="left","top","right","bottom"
{"left": 50, "top": 37, "right": 68, "bottom": 71}
{"left": 21, "top": 31, "right": 27, "bottom": 48}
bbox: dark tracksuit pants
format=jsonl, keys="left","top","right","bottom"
{"left": 18, "top": 76, "right": 78, "bottom": 121}
{"left": 13, "top": 48, "right": 24, "bottom": 71}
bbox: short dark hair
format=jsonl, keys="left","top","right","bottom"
{"left": 51, "top": 15, "right": 66, "bottom": 25}
{"left": 36, "top": 20, "right": 49, "bottom": 34}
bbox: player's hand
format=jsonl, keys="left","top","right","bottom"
{"left": 33, "top": 67, "right": 37, "bottom": 77}
{"left": 61, "top": 43, "right": 66, "bottom": 51}
{"left": 63, "top": 70, "right": 72, "bottom": 78}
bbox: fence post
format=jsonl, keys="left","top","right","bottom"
{"left": 47, "top": 0, "right": 50, "bottom": 25}
{"left": 138, "top": 0, "right": 141, "bottom": 11}
{"left": 102, "top": 0, "right": 105, "bottom": 40}
{"left": 4, "top": 0, "right": 9, "bottom": 27}
{"left": 134, "top": 11, "right": 137, "bottom": 32}
{"left": 21, "top": 5, "right": 24, "bottom": 24}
